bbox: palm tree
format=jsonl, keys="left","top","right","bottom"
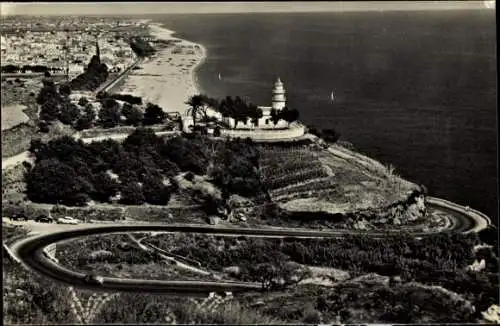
{"left": 249, "top": 105, "right": 263, "bottom": 127}
{"left": 185, "top": 94, "right": 208, "bottom": 128}
{"left": 233, "top": 96, "right": 247, "bottom": 129}
{"left": 270, "top": 108, "right": 280, "bottom": 127}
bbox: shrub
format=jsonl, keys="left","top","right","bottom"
{"left": 78, "top": 97, "right": 89, "bottom": 106}
{"left": 143, "top": 103, "right": 166, "bottom": 125}
{"left": 98, "top": 103, "right": 121, "bottom": 128}
{"left": 58, "top": 101, "right": 81, "bottom": 125}
{"left": 184, "top": 172, "right": 195, "bottom": 181}
{"left": 121, "top": 103, "right": 143, "bottom": 126}
{"left": 119, "top": 181, "right": 145, "bottom": 205}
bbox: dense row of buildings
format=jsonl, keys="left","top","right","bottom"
{"left": 0, "top": 17, "right": 148, "bottom": 76}
{"left": 1, "top": 31, "right": 137, "bottom": 76}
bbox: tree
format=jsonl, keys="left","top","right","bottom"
{"left": 38, "top": 120, "right": 50, "bottom": 133}
{"left": 232, "top": 96, "right": 249, "bottom": 128}
{"left": 218, "top": 96, "right": 234, "bottom": 118}
{"left": 25, "top": 158, "right": 92, "bottom": 206}
{"left": 98, "top": 102, "right": 121, "bottom": 128}
{"left": 317, "top": 128, "right": 341, "bottom": 143}
{"left": 119, "top": 181, "right": 145, "bottom": 205}
{"left": 123, "top": 127, "right": 162, "bottom": 155}
{"left": 29, "top": 139, "right": 46, "bottom": 156}
{"left": 58, "top": 101, "right": 81, "bottom": 125}
{"left": 78, "top": 96, "right": 89, "bottom": 107}
{"left": 186, "top": 94, "right": 209, "bottom": 128}
{"left": 91, "top": 171, "right": 120, "bottom": 202}
{"left": 39, "top": 99, "right": 61, "bottom": 122}
{"left": 75, "top": 103, "right": 96, "bottom": 131}
{"left": 249, "top": 105, "right": 263, "bottom": 127}
{"left": 252, "top": 263, "right": 280, "bottom": 290}
{"left": 36, "top": 79, "right": 60, "bottom": 105}
{"left": 58, "top": 83, "right": 72, "bottom": 97}
{"left": 75, "top": 115, "right": 93, "bottom": 131}
{"left": 281, "top": 107, "right": 299, "bottom": 126}
{"left": 143, "top": 103, "right": 166, "bottom": 125}
{"left": 270, "top": 108, "right": 280, "bottom": 126}
{"left": 122, "top": 103, "right": 144, "bottom": 126}
{"left": 142, "top": 174, "right": 171, "bottom": 205}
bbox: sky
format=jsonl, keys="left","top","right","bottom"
{"left": 0, "top": 1, "right": 494, "bottom": 16}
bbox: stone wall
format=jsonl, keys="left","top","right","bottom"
{"left": 78, "top": 124, "right": 171, "bottom": 138}
{"left": 220, "top": 123, "right": 305, "bottom": 141}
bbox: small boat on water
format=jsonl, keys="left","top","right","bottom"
{"left": 330, "top": 91, "right": 335, "bottom": 102}
{"left": 218, "top": 73, "right": 221, "bottom": 80}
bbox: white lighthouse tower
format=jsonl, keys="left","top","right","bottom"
{"left": 272, "top": 77, "right": 286, "bottom": 111}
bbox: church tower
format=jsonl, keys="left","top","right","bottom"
{"left": 272, "top": 77, "right": 286, "bottom": 111}
{"left": 95, "top": 36, "right": 101, "bottom": 64}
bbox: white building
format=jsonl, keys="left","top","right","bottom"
{"left": 1, "top": 35, "right": 8, "bottom": 53}
{"left": 68, "top": 63, "right": 84, "bottom": 75}
{"left": 223, "top": 77, "right": 289, "bottom": 129}
{"left": 182, "top": 77, "right": 291, "bottom": 133}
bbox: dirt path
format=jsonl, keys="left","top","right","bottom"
{"left": 2, "top": 151, "right": 31, "bottom": 171}
{"left": 127, "top": 234, "right": 219, "bottom": 278}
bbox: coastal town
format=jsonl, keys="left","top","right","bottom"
{"left": 1, "top": 10, "right": 498, "bottom": 326}
{"left": 1, "top": 16, "right": 144, "bottom": 77}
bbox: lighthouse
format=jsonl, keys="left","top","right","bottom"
{"left": 272, "top": 77, "right": 286, "bottom": 111}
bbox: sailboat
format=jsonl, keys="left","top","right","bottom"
{"left": 330, "top": 91, "right": 335, "bottom": 103}
{"left": 218, "top": 73, "right": 221, "bottom": 80}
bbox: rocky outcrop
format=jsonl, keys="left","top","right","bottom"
{"left": 281, "top": 189, "right": 427, "bottom": 228}
{"left": 349, "top": 190, "right": 427, "bottom": 226}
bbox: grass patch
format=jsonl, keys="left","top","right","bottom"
{"left": 1, "top": 104, "right": 29, "bottom": 130}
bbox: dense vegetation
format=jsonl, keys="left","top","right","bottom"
{"left": 129, "top": 36, "right": 156, "bottom": 58}
{"left": 36, "top": 78, "right": 82, "bottom": 128}
{"left": 152, "top": 231, "right": 499, "bottom": 320}
{"left": 24, "top": 129, "right": 263, "bottom": 206}
{"left": 93, "top": 93, "right": 166, "bottom": 129}
{"left": 3, "top": 231, "right": 277, "bottom": 325}
{"left": 308, "top": 126, "right": 341, "bottom": 144}
{"left": 35, "top": 75, "right": 167, "bottom": 131}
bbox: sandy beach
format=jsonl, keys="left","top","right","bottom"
{"left": 116, "top": 23, "right": 206, "bottom": 115}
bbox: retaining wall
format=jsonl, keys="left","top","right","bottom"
{"left": 78, "top": 124, "right": 173, "bottom": 138}
{"left": 43, "top": 243, "right": 58, "bottom": 263}
{"left": 220, "top": 123, "right": 305, "bottom": 141}
{"left": 3, "top": 243, "right": 21, "bottom": 264}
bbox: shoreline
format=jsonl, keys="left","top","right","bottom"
{"left": 113, "top": 22, "right": 207, "bottom": 115}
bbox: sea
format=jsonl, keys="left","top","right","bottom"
{"left": 151, "top": 10, "right": 497, "bottom": 225}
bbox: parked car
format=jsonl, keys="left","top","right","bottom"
{"left": 83, "top": 274, "right": 104, "bottom": 285}
{"left": 11, "top": 213, "right": 28, "bottom": 221}
{"left": 35, "top": 214, "right": 53, "bottom": 223}
{"left": 56, "top": 216, "right": 79, "bottom": 225}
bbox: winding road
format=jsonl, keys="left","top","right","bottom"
{"left": 2, "top": 128, "right": 492, "bottom": 296}
{"left": 7, "top": 200, "right": 491, "bottom": 296}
